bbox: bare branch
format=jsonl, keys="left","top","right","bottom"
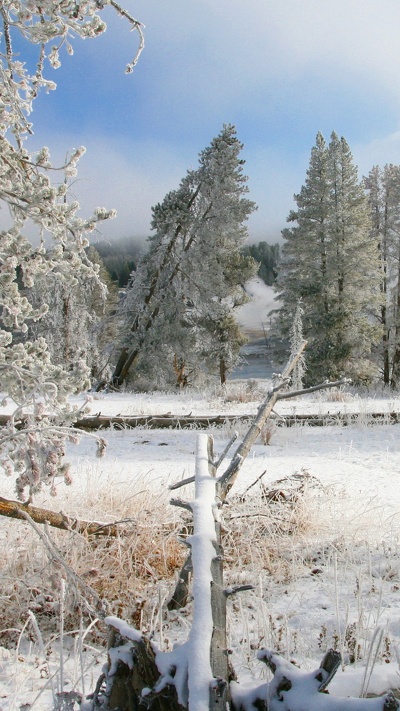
{"left": 169, "top": 475, "right": 195, "bottom": 491}
{"left": 215, "top": 432, "right": 239, "bottom": 470}
{"left": 170, "top": 498, "right": 192, "bottom": 512}
{"left": 276, "top": 378, "right": 351, "bottom": 401}
{"left": 217, "top": 341, "right": 307, "bottom": 501}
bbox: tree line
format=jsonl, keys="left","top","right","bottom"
{"left": 16, "top": 128, "right": 400, "bottom": 391}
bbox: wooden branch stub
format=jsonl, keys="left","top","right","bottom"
{"left": 169, "top": 475, "right": 195, "bottom": 491}
{"left": 167, "top": 553, "right": 192, "bottom": 610}
{"left": 224, "top": 584, "right": 254, "bottom": 596}
{"left": 317, "top": 648, "right": 341, "bottom": 691}
{"left": 383, "top": 691, "right": 399, "bottom": 711}
{"left": 170, "top": 498, "right": 192, "bottom": 512}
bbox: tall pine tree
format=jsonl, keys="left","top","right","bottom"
{"left": 277, "top": 132, "right": 381, "bottom": 383}
{"left": 365, "top": 164, "right": 400, "bottom": 386}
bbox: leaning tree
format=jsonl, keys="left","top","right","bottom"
{"left": 109, "top": 124, "right": 257, "bottom": 389}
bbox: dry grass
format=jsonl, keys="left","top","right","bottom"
{"left": 2, "top": 433, "right": 400, "bottom": 682}
{"left": 222, "top": 470, "right": 328, "bottom": 584}
{"left": 0, "top": 479, "right": 187, "bottom": 647}
{"left": 222, "top": 379, "right": 267, "bottom": 404}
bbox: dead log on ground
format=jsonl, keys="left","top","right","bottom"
{"left": 0, "top": 496, "right": 120, "bottom": 536}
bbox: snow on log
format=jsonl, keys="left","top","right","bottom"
{"left": 186, "top": 433, "right": 218, "bottom": 711}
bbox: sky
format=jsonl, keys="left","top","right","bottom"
{"left": 21, "top": 0, "right": 400, "bottom": 245}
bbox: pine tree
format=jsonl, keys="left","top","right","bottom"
{"left": 111, "top": 124, "right": 257, "bottom": 388}
{"left": 277, "top": 132, "right": 381, "bottom": 384}
{"left": 365, "top": 164, "right": 400, "bottom": 386}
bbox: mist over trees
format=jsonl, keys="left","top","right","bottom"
{"left": 93, "top": 237, "right": 144, "bottom": 287}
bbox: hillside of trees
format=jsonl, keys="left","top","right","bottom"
{"left": 93, "top": 237, "right": 144, "bottom": 288}
{"left": 242, "top": 240, "right": 280, "bottom": 286}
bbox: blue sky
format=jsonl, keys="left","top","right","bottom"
{"left": 24, "top": 0, "right": 400, "bottom": 243}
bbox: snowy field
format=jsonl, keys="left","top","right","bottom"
{"left": 2, "top": 280, "right": 400, "bottom": 709}
{"left": 3, "top": 382, "right": 400, "bottom": 708}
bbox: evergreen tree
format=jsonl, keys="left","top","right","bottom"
{"left": 365, "top": 165, "right": 400, "bottom": 386}
{"left": 111, "top": 124, "right": 257, "bottom": 388}
{"left": 277, "top": 132, "right": 381, "bottom": 383}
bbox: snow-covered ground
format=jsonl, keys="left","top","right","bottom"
{"left": 3, "top": 384, "right": 400, "bottom": 708}
{"left": 1, "top": 279, "right": 400, "bottom": 709}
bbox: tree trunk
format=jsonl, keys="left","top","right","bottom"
{"left": 219, "top": 357, "right": 227, "bottom": 386}
{"left": 390, "top": 254, "right": 400, "bottom": 387}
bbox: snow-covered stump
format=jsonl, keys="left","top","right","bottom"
{"left": 91, "top": 617, "right": 184, "bottom": 710}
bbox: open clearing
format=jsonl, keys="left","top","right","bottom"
{"left": 2, "top": 383, "right": 400, "bottom": 708}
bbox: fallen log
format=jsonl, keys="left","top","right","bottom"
{"left": 0, "top": 496, "right": 120, "bottom": 536}
{"left": 2, "top": 411, "right": 400, "bottom": 431}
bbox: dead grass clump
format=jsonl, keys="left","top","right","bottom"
{"left": 260, "top": 420, "right": 276, "bottom": 445}
{"left": 324, "top": 387, "right": 353, "bottom": 403}
{"left": 223, "top": 380, "right": 266, "bottom": 404}
{"left": 0, "top": 485, "right": 186, "bottom": 646}
{"left": 222, "top": 470, "right": 327, "bottom": 583}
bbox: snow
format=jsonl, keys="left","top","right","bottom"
{"left": 104, "top": 617, "right": 142, "bottom": 643}
{"left": 3, "top": 384, "right": 400, "bottom": 707}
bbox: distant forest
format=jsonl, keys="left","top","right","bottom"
{"left": 241, "top": 241, "right": 280, "bottom": 286}
{"left": 93, "top": 237, "right": 144, "bottom": 287}
{"left": 94, "top": 237, "right": 280, "bottom": 288}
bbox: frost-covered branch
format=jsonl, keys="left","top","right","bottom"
{"left": 0, "top": 0, "right": 143, "bottom": 496}
{"left": 276, "top": 378, "right": 351, "bottom": 401}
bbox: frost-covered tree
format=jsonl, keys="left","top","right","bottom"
{"left": 364, "top": 164, "right": 400, "bottom": 387}
{"left": 0, "top": 0, "right": 143, "bottom": 500}
{"left": 289, "top": 300, "right": 306, "bottom": 390}
{"left": 27, "top": 245, "right": 117, "bottom": 381}
{"left": 277, "top": 132, "right": 381, "bottom": 383}
{"left": 111, "top": 124, "right": 257, "bottom": 388}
